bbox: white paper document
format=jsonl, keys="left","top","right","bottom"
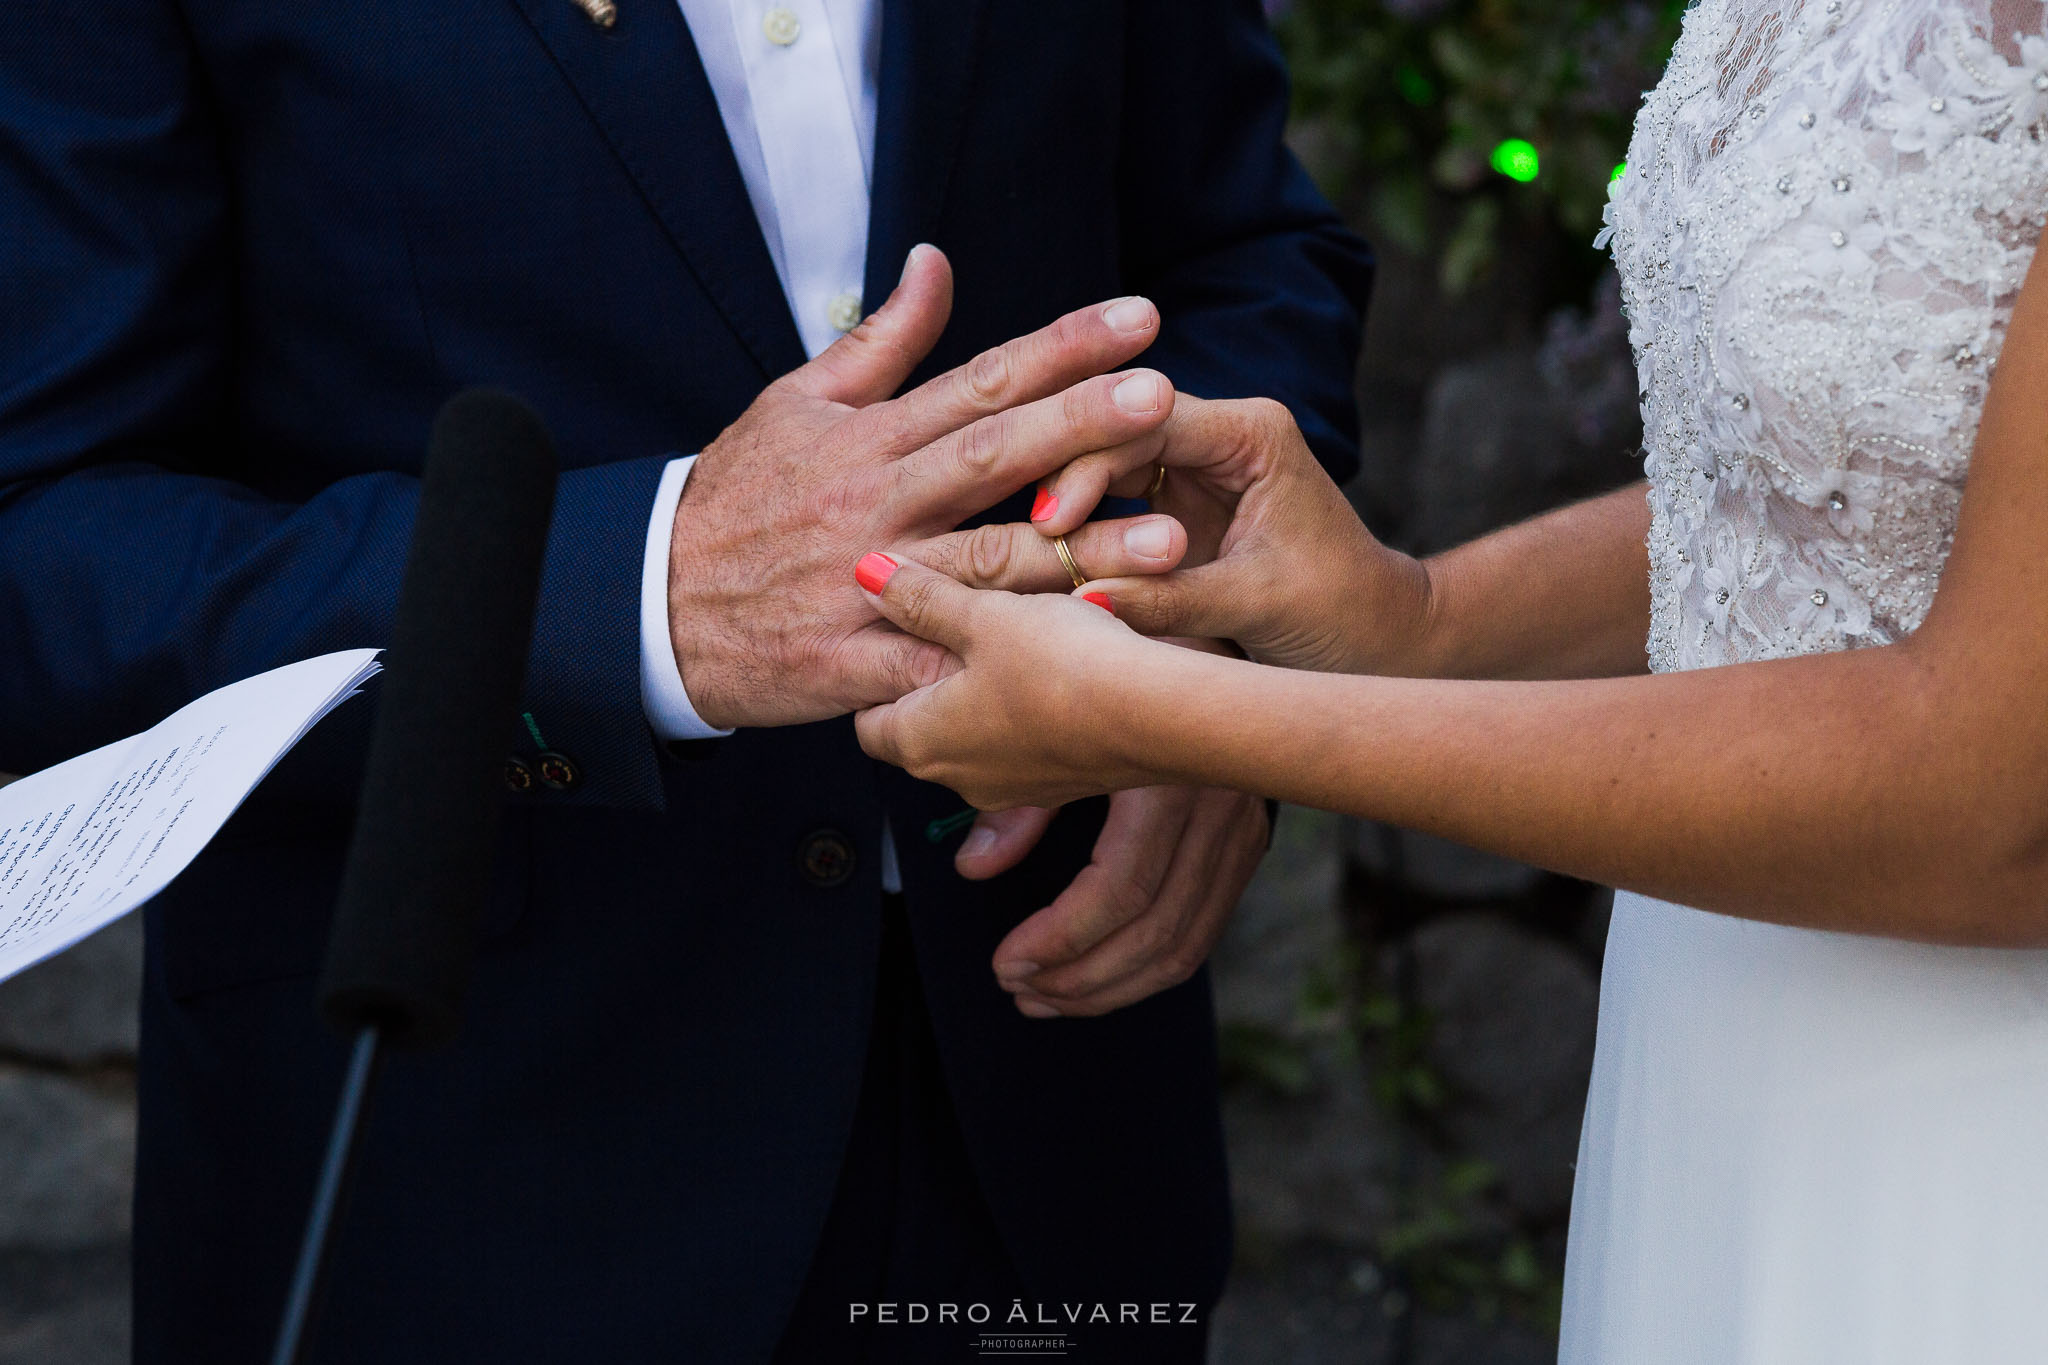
{"left": 0, "top": 650, "right": 382, "bottom": 985}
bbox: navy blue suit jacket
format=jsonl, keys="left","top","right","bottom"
{"left": 1, "top": 0, "right": 1370, "bottom": 1358}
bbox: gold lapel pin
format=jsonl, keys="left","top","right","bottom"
{"left": 573, "top": 0, "right": 617, "bottom": 28}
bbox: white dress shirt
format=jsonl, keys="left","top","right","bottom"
{"left": 637, "top": 0, "right": 904, "bottom": 886}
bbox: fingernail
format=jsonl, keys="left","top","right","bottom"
{"left": 1123, "top": 517, "right": 1174, "bottom": 560}
{"left": 900, "top": 242, "right": 934, "bottom": 286}
{"left": 1030, "top": 487, "right": 1058, "bottom": 522}
{"left": 1102, "top": 296, "right": 1155, "bottom": 333}
{"left": 1112, "top": 371, "right": 1164, "bottom": 414}
{"left": 1084, "top": 592, "right": 1115, "bottom": 614}
{"left": 960, "top": 827, "right": 998, "bottom": 860}
{"left": 1018, "top": 999, "right": 1062, "bottom": 1019}
{"left": 995, "top": 960, "right": 1040, "bottom": 984}
{"left": 854, "top": 552, "right": 900, "bottom": 595}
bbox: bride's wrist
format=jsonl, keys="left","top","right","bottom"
{"left": 1093, "top": 637, "right": 1217, "bottom": 787}
{"left": 1331, "top": 544, "right": 1442, "bottom": 678}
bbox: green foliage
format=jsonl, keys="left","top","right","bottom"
{"left": 1376, "top": 1156, "right": 1565, "bottom": 1330}
{"left": 1276, "top": 0, "right": 1685, "bottom": 293}
{"left": 1218, "top": 1020, "right": 1321, "bottom": 1099}
{"left": 1346, "top": 956, "right": 1565, "bottom": 1328}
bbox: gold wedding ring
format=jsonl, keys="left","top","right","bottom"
{"left": 1051, "top": 534, "right": 1087, "bottom": 589}
{"left": 1144, "top": 464, "right": 1168, "bottom": 500}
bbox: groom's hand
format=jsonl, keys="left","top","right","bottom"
{"left": 963, "top": 787, "right": 1269, "bottom": 1019}
{"left": 668, "top": 246, "right": 1173, "bottom": 730}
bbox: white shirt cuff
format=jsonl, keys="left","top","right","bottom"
{"left": 640, "top": 455, "right": 735, "bottom": 742}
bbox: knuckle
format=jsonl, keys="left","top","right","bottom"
{"left": 1129, "top": 578, "right": 1179, "bottom": 630}
{"left": 1242, "top": 396, "right": 1291, "bottom": 430}
{"left": 965, "top": 346, "right": 1012, "bottom": 407}
{"left": 813, "top": 477, "right": 870, "bottom": 527}
{"left": 955, "top": 414, "right": 1006, "bottom": 480}
{"left": 1048, "top": 921, "right": 1094, "bottom": 963}
{"left": 1128, "top": 919, "right": 1171, "bottom": 964}
{"left": 845, "top": 310, "right": 889, "bottom": 347}
{"left": 964, "top": 524, "right": 1016, "bottom": 586}
{"left": 1138, "top": 909, "right": 1184, "bottom": 958}
{"left": 905, "top": 641, "right": 949, "bottom": 690}
{"left": 1102, "top": 880, "right": 1153, "bottom": 932}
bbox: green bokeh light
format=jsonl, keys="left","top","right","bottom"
{"left": 1491, "top": 138, "right": 1541, "bottom": 183}
{"left": 1395, "top": 64, "right": 1437, "bottom": 107}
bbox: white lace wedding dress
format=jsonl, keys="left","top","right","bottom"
{"left": 1565, "top": 1, "right": 2048, "bottom": 1359}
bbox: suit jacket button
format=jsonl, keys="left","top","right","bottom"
{"left": 535, "top": 751, "right": 581, "bottom": 791}
{"left": 503, "top": 756, "right": 536, "bottom": 793}
{"left": 797, "top": 830, "right": 856, "bottom": 888}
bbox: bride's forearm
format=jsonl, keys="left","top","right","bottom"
{"left": 1404, "top": 483, "right": 1653, "bottom": 681}
{"left": 1119, "top": 639, "right": 2048, "bottom": 945}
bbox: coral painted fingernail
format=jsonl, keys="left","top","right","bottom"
{"left": 1084, "top": 592, "right": 1114, "bottom": 614}
{"left": 1031, "top": 487, "right": 1058, "bottom": 522}
{"left": 854, "top": 553, "right": 900, "bottom": 595}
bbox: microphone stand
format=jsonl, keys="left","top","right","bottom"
{"left": 264, "top": 389, "right": 557, "bottom": 1365}
{"left": 270, "top": 1027, "right": 383, "bottom": 1365}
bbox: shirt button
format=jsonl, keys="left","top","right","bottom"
{"left": 762, "top": 7, "right": 801, "bottom": 45}
{"left": 797, "top": 829, "right": 857, "bottom": 889}
{"left": 827, "top": 292, "right": 863, "bottom": 333}
{"left": 502, "top": 756, "right": 536, "bottom": 794}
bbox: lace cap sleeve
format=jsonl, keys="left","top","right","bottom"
{"left": 1603, "top": 0, "right": 2048, "bottom": 673}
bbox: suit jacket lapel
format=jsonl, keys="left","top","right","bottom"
{"left": 863, "top": 0, "right": 987, "bottom": 316}
{"left": 507, "top": 0, "right": 808, "bottom": 380}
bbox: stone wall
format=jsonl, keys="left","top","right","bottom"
{"left": 0, "top": 914, "right": 137, "bottom": 1364}
{"left": 1208, "top": 811, "right": 1605, "bottom": 1365}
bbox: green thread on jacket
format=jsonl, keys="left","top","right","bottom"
{"left": 925, "top": 808, "right": 978, "bottom": 844}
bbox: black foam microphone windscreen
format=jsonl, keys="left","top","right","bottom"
{"left": 318, "top": 389, "right": 557, "bottom": 1049}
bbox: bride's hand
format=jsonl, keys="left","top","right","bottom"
{"left": 1029, "top": 395, "right": 1434, "bottom": 676}
{"left": 849, "top": 553, "right": 1178, "bottom": 811}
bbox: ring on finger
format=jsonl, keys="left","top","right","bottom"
{"left": 1144, "top": 464, "right": 1167, "bottom": 500}
{"left": 1051, "top": 534, "right": 1087, "bottom": 589}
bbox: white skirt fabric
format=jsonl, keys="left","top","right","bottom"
{"left": 1561, "top": 891, "right": 2048, "bottom": 1364}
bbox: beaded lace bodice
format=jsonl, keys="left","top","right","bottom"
{"left": 1601, "top": 0, "right": 2048, "bottom": 671}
